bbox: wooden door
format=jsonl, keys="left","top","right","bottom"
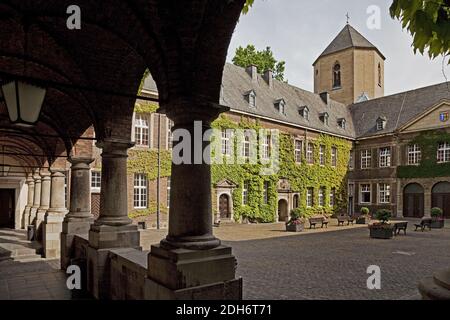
{"left": 219, "top": 194, "right": 230, "bottom": 219}
{"left": 433, "top": 193, "right": 450, "bottom": 218}
{"left": 404, "top": 193, "right": 424, "bottom": 218}
{"left": 0, "top": 189, "right": 15, "bottom": 228}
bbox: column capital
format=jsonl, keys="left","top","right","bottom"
{"left": 68, "top": 157, "right": 94, "bottom": 168}
{"left": 40, "top": 170, "right": 51, "bottom": 179}
{"left": 96, "top": 138, "right": 134, "bottom": 158}
{"left": 160, "top": 98, "right": 229, "bottom": 125}
{"left": 50, "top": 168, "right": 67, "bottom": 175}
{"left": 26, "top": 175, "right": 35, "bottom": 184}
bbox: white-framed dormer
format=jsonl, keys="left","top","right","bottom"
{"left": 274, "top": 98, "right": 286, "bottom": 115}
{"left": 376, "top": 116, "right": 387, "bottom": 131}
{"left": 244, "top": 90, "right": 257, "bottom": 108}
{"left": 298, "top": 106, "right": 309, "bottom": 121}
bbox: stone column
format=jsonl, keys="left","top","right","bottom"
{"left": 22, "top": 174, "right": 35, "bottom": 229}
{"left": 61, "top": 157, "right": 94, "bottom": 269}
{"left": 36, "top": 170, "right": 51, "bottom": 240}
{"left": 29, "top": 171, "right": 42, "bottom": 226}
{"left": 43, "top": 169, "right": 68, "bottom": 259}
{"left": 145, "top": 100, "right": 241, "bottom": 300}
{"left": 87, "top": 139, "right": 140, "bottom": 299}
{"left": 396, "top": 181, "right": 403, "bottom": 218}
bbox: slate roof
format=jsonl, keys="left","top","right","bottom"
{"left": 350, "top": 82, "right": 450, "bottom": 138}
{"left": 220, "top": 63, "right": 355, "bottom": 139}
{"left": 313, "top": 24, "right": 385, "bottom": 65}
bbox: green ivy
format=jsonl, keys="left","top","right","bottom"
{"left": 127, "top": 149, "right": 172, "bottom": 180}
{"left": 397, "top": 130, "right": 450, "bottom": 178}
{"left": 129, "top": 200, "right": 169, "bottom": 218}
{"left": 134, "top": 101, "right": 159, "bottom": 114}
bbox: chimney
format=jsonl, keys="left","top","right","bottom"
{"left": 263, "top": 70, "right": 273, "bottom": 88}
{"left": 320, "top": 92, "right": 330, "bottom": 105}
{"left": 246, "top": 65, "right": 258, "bottom": 82}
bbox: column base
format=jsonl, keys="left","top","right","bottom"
{"left": 29, "top": 207, "right": 38, "bottom": 225}
{"left": 43, "top": 211, "right": 66, "bottom": 259}
{"left": 61, "top": 217, "right": 94, "bottom": 270}
{"left": 22, "top": 206, "right": 31, "bottom": 229}
{"left": 35, "top": 209, "right": 48, "bottom": 240}
{"left": 419, "top": 269, "right": 450, "bottom": 300}
{"left": 87, "top": 224, "right": 141, "bottom": 299}
{"left": 145, "top": 244, "right": 241, "bottom": 300}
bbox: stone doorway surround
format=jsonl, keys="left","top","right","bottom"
{"left": 214, "top": 179, "right": 237, "bottom": 222}
{"left": 276, "top": 178, "right": 299, "bottom": 222}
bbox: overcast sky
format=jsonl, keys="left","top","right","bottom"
{"left": 226, "top": 0, "right": 450, "bottom": 96}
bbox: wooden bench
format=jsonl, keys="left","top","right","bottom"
{"left": 309, "top": 216, "right": 329, "bottom": 229}
{"left": 393, "top": 221, "right": 408, "bottom": 235}
{"left": 337, "top": 215, "right": 355, "bottom": 226}
{"left": 414, "top": 218, "right": 432, "bottom": 232}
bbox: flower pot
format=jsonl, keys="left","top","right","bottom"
{"left": 431, "top": 219, "right": 445, "bottom": 229}
{"left": 356, "top": 217, "right": 370, "bottom": 225}
{"left": 286, "top": 223, "right": 304, "bottom": 232}
{"left": 369, "top": 227, "right": 393, "bottom": 239}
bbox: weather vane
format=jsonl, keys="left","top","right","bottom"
{"left": 346, "top": 12, "right": 350, "bottom": 24}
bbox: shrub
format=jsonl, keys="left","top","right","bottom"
{"left": 360, "top": 207, "right": 370, "bottom": 216}
{"left": 375, "top": 209, "right": 392, "bottom": 224}
{"left": 431, "top": 207, "right": 443, "bottom": 218}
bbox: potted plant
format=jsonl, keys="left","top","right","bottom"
{"left": 430, "top": 207, "right": 445, "bottom": 229}
{"left": 286, "top": 208, "right": 306, "bottom": 232}
{"left": 369, "top": 209, "right": 394, "bottom": 239}
{"left": 357, "top": 207, "right": 371, "bottom": 224}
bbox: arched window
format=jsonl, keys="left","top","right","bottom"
{"left": 333, "top": 63, "right": 341, "bottom": 88}
{"left": 378, "top": 63, "right": 382, "bottom": 87}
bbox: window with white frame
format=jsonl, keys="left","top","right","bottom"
{"left": 306, "top": 188, "right": 314, "bottom": 207}
{"left": 262, "top": 134, "right": 271, "bottom": 160}
{"left": 294, "top": 139, "right": 303, "bottom": 163}
{"left": 221, "top": 129, "right": 231, "bottom": 156}
{"left": 349, "top": 151, "right": 354, "bottom": 170}
{"left": 133, "top": 173, "right": 148, "bottom": 209}
{"left": 407, "top": 144, "right": 421, "bottom": 165}
{"left": 318, "top": 187, "right": 325, "bottom": 206}
{"left": 379, "top": 147, "right": 391, "bottom": 167}
{"left": 248, "top": 91, "right": 256, "bottom": 107}
{"left": 91, "top": 171, "right": 101, "bottom": 192}
{"left": 319, "top": 145, "right": 326, "bottom": 165}
{"left": 378, "top": 183, "right": 390, "bottom": 204}
{"left": 242, "top": 131, "right": 251, "bottom": 158}
{"left": 263, "top": 181, "right": 270, "bottom": 204}
{"left": 360, "top": 184, "right": 371, "bottom": 204}
{"left": 242, "top": 180, "right": 249, "bottom": 205}
{"left": 361, "top": 149, "right": 371, "bottom": 169}
{"left": 167, "top": 119, "right": 174, "bottom": 149}
{"left": 307, "top": 143, "right": 314, "bottom": 164}
{"left": 437, "top": 142, "right": 450, "bottom": 163}
{"left": 330, "top": 188, "right": 336, "bottom": 207}
{"left": 331, "top": 147, "right": 337, "bottom": 167}
{"left": 166, "top": 177, "right": 171, "bottom": 209}
{"left": 134, "top": 114, "right": 149, "bottom": 146}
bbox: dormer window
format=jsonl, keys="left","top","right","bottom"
{"left": 320, "top": 112, "right": 329, "bottom": 126}
{"left": 376, "top": 117, "right": 386, "bottom": 131}
{"left": 245, "top": 90, "right": 256, "bottom": 108}
{"left": 338, "top": 118, "right": 346, "bottom": 129}
{"left": 299, "top": 106, "right": 309, "bottom": 120}
{"left": 275, "top": 99, "right": 286, "bottom": 115}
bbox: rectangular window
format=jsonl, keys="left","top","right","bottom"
{"left": 378, "top": 183, "right": 391, "bottom": 204}
{"left": 242, "top": 132, "right": 251, "bottom": 158}
{"left": 379, "top": 147, "right": 391, "bottom": 167}
{"left": 134, "top": 114, "right": 149, "bottom": 147}
{"left": 262, "top": 135, "right": 271, "bottom": 160}
{"left": 242, "top": 180, "right": 249, "bottom": 205}
{"left": 330, "top": 188, "right": 336, "bottom": 207}
{"left": 349, "top": 151, "right": 354, "bottom": 170}
{"left": 331, "top": 147, "right": 337, "bottom": 167}
{"left": 263, "top": 181, "right": 270, "bottom": 204}
{"left": 360, "top": 184, "right": 371, "bottom": 204}
{"left": 91, "top": 171, "right": 101, "bottom": 191}
{"left": 221, "top": 129, "right": 231, "bottom": 156}
{"left": 294, "top": 139, "right": 303, "bottom": 163}
{"left": 166, "top": 177, "right": 171, "bottom": 209}
{"left": 318, "top": 187, "right": 325, "bottom": 206}
{"left": 306, "top": 188, "right": 314, "bottom": 207}
{"left": 407, "top": 144, "right": 421, "bottom": 165}
{"left": 348, "top": 184, "right": 354, "bottom": 197}
{"left": 319, "top": 145, "right": 325, "bottom": 165}
{"left": 133, "top": 173, "right": 148, "bottom": 209}
{"left": 437, "top": 142, "right": 450, "bottom": 163}
{"left": 361, "top": 150, "right": 371, "bottom": 169}
{"left": 307, "top": 143, "right": 314, "bottom": 164}
{"left": 167, "top": 119, "right": 174, "bottom": 150}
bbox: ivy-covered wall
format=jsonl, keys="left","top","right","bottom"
{"left": 127, "top": 109, "right": 352, "bottom": 223}
{"left": 398, "top": 130, "right": 450, "bottom": 178}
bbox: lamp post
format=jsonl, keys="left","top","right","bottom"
{"left": 1, "top": 80, "right": 46, "bottom": 126}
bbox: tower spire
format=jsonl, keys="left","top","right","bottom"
{"left": 346, "top": 12, "right": 350, "bottom": 25}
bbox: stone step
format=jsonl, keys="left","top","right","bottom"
{"left": 12, "top": 254, "right": 44, "bottom": 263}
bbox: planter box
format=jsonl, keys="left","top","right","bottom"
{"left": 356, "top": 217, "right": 370, "bottom": 225}
{"left": 431, "top": 220, "right": 445, "bottom": 229}
{"left": 369, "top": 227, "right": 393, "bottom": 239}
{"left": 286, "top": 223, "right": 304, "bottom": 232}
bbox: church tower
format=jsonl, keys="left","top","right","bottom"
{"left": 313, "top": 24, "right": 385, "bottom": 106}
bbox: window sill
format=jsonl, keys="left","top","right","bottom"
{"left": 332, "top": 86, "right": 342, "bottom": 91}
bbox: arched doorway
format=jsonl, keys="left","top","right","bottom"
{"left": 219, "top": 194, "right": 231, "bottom": 219}
{"left": 432, "top": 182, "right": 450, "bottom": 218}
{"left": 278, "top": 199, "right": 289, "bottom": 222}
{"left": 403, "top": 183, "right": 424, "bottom": 218}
